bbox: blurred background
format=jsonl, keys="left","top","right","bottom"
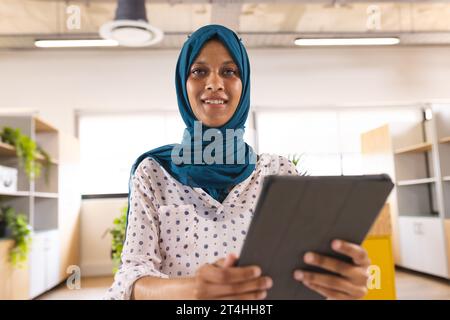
{"left": 0, "top": 0, "right": 449, "bottom": 300}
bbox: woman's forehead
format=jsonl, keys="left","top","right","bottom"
{"left": 193, "top": 39, "right": 236, "bottom": 63}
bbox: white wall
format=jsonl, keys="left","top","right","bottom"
{"left": 80, "top": 198, "right": 128, "bottom": 276}
{"left": 2, "top": 46, "right": 450, "bottom": 136}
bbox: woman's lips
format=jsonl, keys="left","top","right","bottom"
{"left": 201, "top": 100, "right": 228, "bottom": 107}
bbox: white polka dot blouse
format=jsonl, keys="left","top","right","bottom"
{"left": 104, "top": 153, "right": 299, "bottom": 299}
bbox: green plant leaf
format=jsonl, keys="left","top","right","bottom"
{"left": 1, "top": 206, "right": 32, "bottom": 268}
{"left": 108, "top": 204, "right": 128, "bottom": 274}
{"left": 0, "top": 126, "right": 46, "bottom": 181}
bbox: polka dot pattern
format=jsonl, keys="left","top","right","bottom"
{"left": 104, "top": 153, "right": 299, "bottom": 299}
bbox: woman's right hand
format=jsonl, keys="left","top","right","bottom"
{"left": 192, "top": 253, "right": 273, "bottom": 300}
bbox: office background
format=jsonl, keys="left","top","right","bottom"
{"left": 0, "top": 0, "right": 450, "bottom": 299}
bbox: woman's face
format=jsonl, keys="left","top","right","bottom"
{"left": 186, "top": 39, "right": 242, "bottom": 128}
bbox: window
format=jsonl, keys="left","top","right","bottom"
{"left": 79, "top": 107, "right": 421, "bottom": 194}
{"left": 256, "top": 110, "right": 341, "bottom": 175}
{"left": 78, "top": 111, "right": 184, "bottom": 194}
{"left": 78, "top": 111, "right": 255, "bottom": 195}
{"left": 255, "top": 106, "right": 421, "bottom": 176}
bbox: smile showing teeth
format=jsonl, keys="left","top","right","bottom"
{"left": 204, "top": 99, "right": 226, "bottom": 105}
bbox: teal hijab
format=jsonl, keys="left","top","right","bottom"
{"left": 128, "top": 24, "right": 256, "bottom": 204}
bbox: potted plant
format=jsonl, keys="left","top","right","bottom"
{"left": 288, "top": 153, "right": 308, "bottom": 176}
{"left": 0, "top": 127, "right": 51, "bottom": 182}
{"left": 103, "top": 205, "right": 128, "bottom": 274}
{"left": 0, "top": 206, "right": 32, "bottom": 268}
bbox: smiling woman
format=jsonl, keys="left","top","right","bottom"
{"left": 104, "top": 24, "right": 371, "bottom": 301}
{"left": 186, "top": 39, "right": 242, "bottom": 128}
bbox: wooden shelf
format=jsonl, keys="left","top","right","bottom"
{"left": 395, "top": 142, "right": 432, "bottom": 155}
{"left": 398, "top": 215, "right": 441, "bottom": 220}
{"left": 397, "top": 177, "right": 436, "bottom": 186}
{"left": 0, "top": 141, "right": 17, "bottom": 157}
{"left": 439, "top": 136, "right": 450, "bottom": 144}
{"left": 33, "top": 192, "right": 58, "bottom": 199}
{"left": 34, "top": 117, "right": 58, "bottom": 133}
{"left": 35, "top": 153, "right": 58, "bottom": 165}
{"left": 0, "top": 191, "right": 58, "bottom": 198}
{"left": 0, "top": 141, "right": 57, "bottom": 164}
{"left": 0, "top": 190, "right": 31, "bottom": 197}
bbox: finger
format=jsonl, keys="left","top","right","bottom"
{"left": 218, "top": 290, "right": 267, "bottom": 300}
{"left": 295, "top": 271, "right": 367, "bottom": 299}
{"left": 196, "top": 276, "right": 272, "bottom": 299}
{"left": 302, "top": 281, "right": 351, "bottom": 300}
{"left": 214, "top": 253, "right": 238, "bottom": 268}
{"left": 332, "top": 240, "right": 371, "bottom": 266}
{"left": 213, "top": 258, "right": 226, "bottom": 268}
{"left": 223, "top": 253, "right": 238, "bottom": 268}
{"left": 198, "top": 263, "right": 262, "bottom": 284}
{"left": 302, "top": 252, "right": 368, "bottom": 285}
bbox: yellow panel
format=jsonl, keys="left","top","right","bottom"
{"left": 362, "top": 236, "right": 397, "bottom": 300}
{"left": 0, "top": 239, "right": 29, "bottom": 299}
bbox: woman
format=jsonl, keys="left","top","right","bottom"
{"left": 105, "top": 24, "right": 370, "bottom": 300}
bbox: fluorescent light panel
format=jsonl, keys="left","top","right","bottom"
{"left": 294, "top": 37, "right": 400, "bottom": 46}
{"left": 35, "top": 39, "right": 119, "bottom": 48}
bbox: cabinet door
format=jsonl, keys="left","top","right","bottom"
{"left": 44, "top": 230, "right": 60, "bottom": 290}
{"left": 399, "top": 217, "right": 448, "bottom": 277}
{"left": 28, "top": 233, "right": 46, "bottom": 299}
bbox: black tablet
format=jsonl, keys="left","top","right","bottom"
{"left": 236, "top": 174, "right": 394, "bottom": 300}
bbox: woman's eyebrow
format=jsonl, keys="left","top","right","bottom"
{"left": 192, "top": 60, "right": 236, "bottom": 66}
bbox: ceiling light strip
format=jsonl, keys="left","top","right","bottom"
{"left": 35, "top": 39, "right": 119, "bottom": 48}
{"left": 294, "top": 37, "right": 400, "bottom": 46}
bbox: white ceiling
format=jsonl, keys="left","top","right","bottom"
{"left": 1, "top": 0, "right": 450, "bottom": 48}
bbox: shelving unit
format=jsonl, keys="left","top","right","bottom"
{"left": 0, "top": 113, "right": 81, "bottom": 299}
{"left": 361, "top": 104, "right": 450, "bottom": 279}
{"left": 434, "top": 105, "right": 450, "bottom": 275}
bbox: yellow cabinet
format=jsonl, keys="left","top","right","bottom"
{"left": 0, "top": 239, "right": 29, "bottom": 300}
{"left": 362, "top": 235, "right": 397, "bottom": 300}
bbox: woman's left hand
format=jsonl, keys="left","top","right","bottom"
{"left": 293, "top": 239, "right": 371, "bottom": 300}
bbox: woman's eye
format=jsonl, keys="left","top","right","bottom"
{"left": 192, "top": 69, "right": 206, "bottom": 76}
{"left": 223, "top": 69, "right": 237, "bottom": 76}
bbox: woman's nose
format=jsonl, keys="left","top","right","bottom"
{"left": 205, "top": 73, "right": 224, "bottom": 91}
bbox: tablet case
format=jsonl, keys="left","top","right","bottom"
{"left": 236, "top": 174, "right": 394, "bottom": 300}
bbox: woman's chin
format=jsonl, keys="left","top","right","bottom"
{"left": 201, "top": 115, "right": 230, "bottom": 128}
{"left": 200, "top": 108, "right": 229, "bottom": 123}
{"left": 202, "top": 103, "right": 228, "bottom": 112}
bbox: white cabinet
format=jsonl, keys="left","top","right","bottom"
{"left": 29, "top": 230, "right": 60, "bottom": 298}
{"left": 398, "top": 217, "right": 448, "bottom": 278}
{"left": 44, "top": 230, "right": 60, "bottom": 289}
{"left": 29, "top": 232, "right": 45, "bottom": 299}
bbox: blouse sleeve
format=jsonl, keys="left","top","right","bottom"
{"left": 272, "top": 154, "right": 301, "bottom": 176}
{"left": 104, "top": 161, "right": 168, "bottom": 300}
